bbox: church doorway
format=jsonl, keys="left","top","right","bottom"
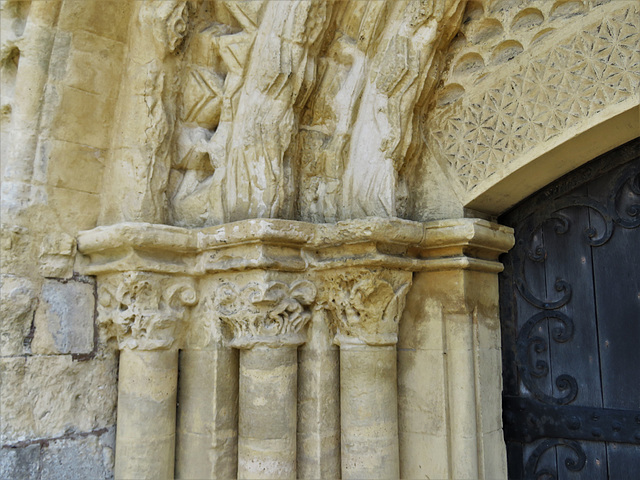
{"left": 498, "top": 138, "right": 640, "bottom": 478}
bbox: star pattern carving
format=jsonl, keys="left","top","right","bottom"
{"left": 426, "top": 5, "right": 639, "bottom": 193}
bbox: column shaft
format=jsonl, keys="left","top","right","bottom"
{"left": 176, "top": 346, "right": 238, "bottom": 479}
{"left": 115, "top": 348, "right": 178, "bottom": 480}
{"left": 340, "top": 344, "right": 399, "bottom": 479}
{"left": 238, "top": 346, "right": 298, "bottom": 479}
{"left": 297, "top": 311, "right": 341, "bottom": 478}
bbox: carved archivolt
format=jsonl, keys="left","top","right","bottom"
{"left": 92, "top": 0, "right": 467, "bottom": 228}
{"left": 424, "top": 1, "right": 639, "bottom": 194}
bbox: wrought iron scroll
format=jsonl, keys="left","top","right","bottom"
{"left": 513, "top": 164, "right": 640, "bottom": 405}
{"left": 523, "top": 439, "right": 586, "bottom": 480}
{"left": 516, "top": 312, "right": 577, "bottom": 405}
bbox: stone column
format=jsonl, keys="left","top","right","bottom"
{"left": 296, "top": 309, "right": 341, "bottom": 479}
{"left": 97, "top": 272, "right": 197, "bottom": 480}
{"left": 397, "top": 219, "right": 514, "bottom": 480}
{"left": 212, "top": 276, "right": 316, "bottom": 480}
{"left": 176, "top": 277, "right": 239, "bottom": 479}
{"left": 320, "top": 268, "right": 412, "bottom": 480}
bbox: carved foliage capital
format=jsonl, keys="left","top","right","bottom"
{"left": 97, "top": 272, "right": 197, "bottom": 350}
{"left": 318, "top": 269, "right": 412, "bottom": 346}
{"left": 213, "top": 280, "right": 317, "bottom": 349}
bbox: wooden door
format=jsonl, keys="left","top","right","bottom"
{"left": 499, "top": 138, "right": 640, "bottom": 479}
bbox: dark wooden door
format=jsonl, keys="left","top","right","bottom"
{"left": 499, "top": 138, "right": 640, "bottom": 479}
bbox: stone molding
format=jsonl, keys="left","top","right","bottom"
{"left": 79, "top": 218, "right": 514, "bottom": 348}
{"left": 425, "top": 1, "right": 639, "bottom": 198}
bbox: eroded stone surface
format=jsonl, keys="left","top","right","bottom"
{"left": 2, "top": 0, "right": 632, "bottom": 478}
{"left": 31, "top": 279, "right": 95, "bottom": 355}
{"left": 40, "top": 428, "right": 115, "bottom": 480}
{"left": 0, "top": 274, "right": 37, "bottom": 356}
{"left": 0, "top": 352, "right": 117, "bottom": 444}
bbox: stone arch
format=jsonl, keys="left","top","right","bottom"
{"left": 465, "top": 106, "right": 639, "bottom": 215}
{"left": 420, "top": 0, "right": 639, "bottom": 218}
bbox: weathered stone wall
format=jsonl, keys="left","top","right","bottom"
{"left": 1, "top": 0, "right": 637, "bottom": 478}
{"left": 1, "top": 1, "right": 128, "bottom": 476}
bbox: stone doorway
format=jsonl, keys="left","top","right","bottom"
{"left": 498, "top": 138, "right": 640, "bottom": 478}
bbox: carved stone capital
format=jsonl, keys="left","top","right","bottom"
{"left": 212, "top": 278, "right": 317, "bottom": 349}
{"left": 317, "top": 269, "right": 412, "bottom": 347}
{"left": 97, "top": 272, "right": 197, "bottom": 351}
{"left": 77, "top": 218, "right": 514, "bottom": 350}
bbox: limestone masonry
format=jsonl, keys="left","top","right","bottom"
{"left": 1, "top": 0, "right": 637, "bottom": 478}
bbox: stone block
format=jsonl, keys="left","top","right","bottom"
{"left": 0, "top": 274, "right": 37, "bottom": 356}
{"left": 51, "top": 85, "right": 112, "bottom": 149}
{"left": 398, "top": 272, "right": 446, "bottom": 351}
{"left": 0, "top": 444, "right": 40, "bottom": 480}
{"left": 65, "top": 31, "right": 124, "bottom": 98}
{"left": 58, "top": 0, "right": 132, "bottom": 43}
{"left": 38, "top": 232, "right": 76, "bottom": 278}
{"left": 0, "top": 224, "right": 35, "bottom": 278}
{"left": 45, "top": 140, "right": 105, "bottom": 195}
{"left": 399, "top": 431, "right": 449, "bottom": 480}
{"left": 40, "top": 428, "right": 115, "bottom": 480}
{"left": 478, "top": 347, "right": 504, "bottom": 434}
{"left": 397, "top": 349, "right": 446, "bottom": 436}
{"left": 48, "top": 187, "right": 101, "bottom": 232}
{"left": 32, "top": 279, "right": 94, "bottom": 355}
{"left": 481, "top": 429, "right": 508, "bottom": 480}
{"left": 0, "top": 352, "right": 117, "bottom": 444}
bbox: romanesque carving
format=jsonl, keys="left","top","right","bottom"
{"left": 425, "top": 2, "right": 638, "bottom": 193}
{"left": 169, "top": 0, "right": 466, "bottom": 226}
{"left": 97, "top": 272, "right": 197, "bottom": 350}
{"left": 206, "top": 279, "right": 316, "bottom": 349}
{"left": 317, "top": 269, "right": 411, "bottom": 346}
{"left": 139, "top": 0, "right": 190, "bottom": 54}
{"left": 297, "top": 0, "right": 465, "bottom": 221}
{"left": 170, "top": 1, "right": 330, "bottom": 226}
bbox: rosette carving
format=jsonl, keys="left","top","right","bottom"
{"left": 318, "top": 269, "right": 412, "bottom": 346}
{"left": 97, "top": 272, "right": 197, "bottom": 350}
{"left": 213, "top": 280, "right": 317, "bottom": 348}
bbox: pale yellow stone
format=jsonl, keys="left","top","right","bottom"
{"left": 0, "top": 351, "right": 117, "bottom": 444}
{"left": 176, "top": 347, "right": 239, "bottom": 480}
{"left": 238, "top": 346, "right": 298, "bottom": 480}
{"left": 340, "top": 344, "right": 399, "bottom": 480}
{"left": 4, "top": 0, "right": 634, "bottom": 477}
{"left": 115, "top": 349, "right": 178, "bottom": 480}
{"left": 297, "top": 310, "right": 340, "bottom": 479}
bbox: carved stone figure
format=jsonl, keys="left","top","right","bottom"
{"left": 170, "top": 0, "right": 330, "bottom": 226}
{"left": 169, "top": 0, "right": 464, "bottom": 226}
